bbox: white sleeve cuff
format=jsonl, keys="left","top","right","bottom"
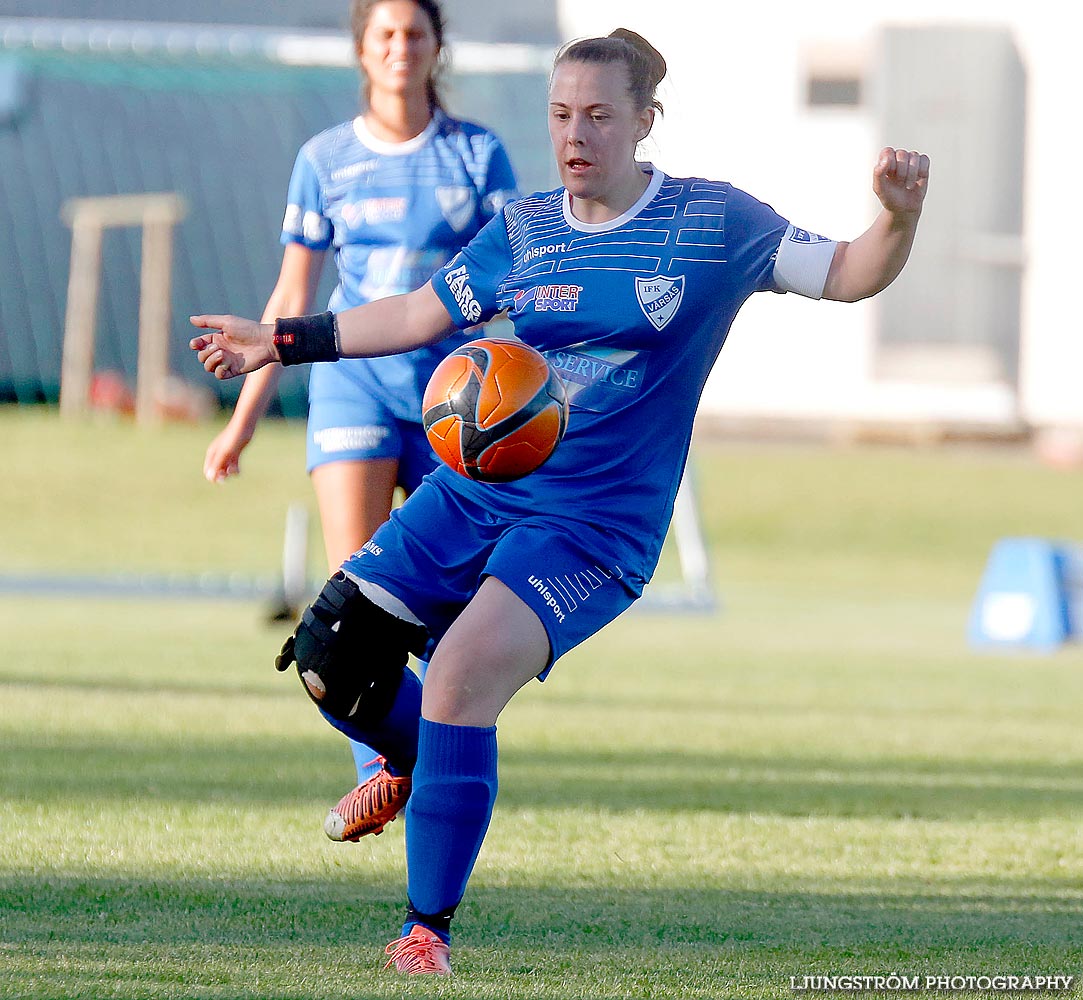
{"left": 772, "top": 224, "right": 837, "bottom": 300}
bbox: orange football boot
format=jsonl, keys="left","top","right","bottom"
{"left": 323, "top": 757, "right": 411, "bottom": 841}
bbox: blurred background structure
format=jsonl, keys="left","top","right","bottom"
{"left": 0, "top": 0, "right": 1080, "bottom": 449}
{"left": 559, "top": 1, "right": 1080, "bottom": 448}
{"left": 0, "top": 0, "right": 559, "bottom": 414}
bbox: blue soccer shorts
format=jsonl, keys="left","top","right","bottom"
{"left": 340, "top": 475, "right": 641, "bottom": 677}
{"left": 306, "top": 361, "right": 436, "bottom": 492}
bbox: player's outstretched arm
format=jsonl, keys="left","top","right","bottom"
{"left": 337, "top": 281, "right": 458, "bottom": 356}
{"left": 822, "top": 147, "right": 930, "bottom": 303}
{"left": 190, "top": 283, "right": 457, "bottom": 380}
{"left": 190, "top": 315, "right": 278, "bottom": 380}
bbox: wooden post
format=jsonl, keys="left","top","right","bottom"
{"left": 137, "top": 215, "right": 176, "bottom": 424}
{"left": 59, "top": 219, "right": 104, "bottom": 418}
{"left": 60, "top": 193, "right": 187, "bottom": 423}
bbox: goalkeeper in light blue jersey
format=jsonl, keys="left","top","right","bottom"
{"left": 200, "top": 0, "right": 516, "bottom": 844}
{"left": 192, "top": 25, "right": 929, "bottom": 976}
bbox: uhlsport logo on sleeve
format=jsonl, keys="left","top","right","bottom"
{"left": 635, "top": 275, "right": 685, "bottom": 332}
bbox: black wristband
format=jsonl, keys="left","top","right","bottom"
{"left": 272, "top": 311, "right": 340, "bottom": 366}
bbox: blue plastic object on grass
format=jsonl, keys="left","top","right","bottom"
{"left": 968, "top": 537, "right": 1083, "bottom": 651}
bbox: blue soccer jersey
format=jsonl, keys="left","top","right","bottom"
{"left": 282, "top": 110, "right": 518, "bottom": 424}
{"left": 428, "top": 167, "right": 835, "bottom": 591}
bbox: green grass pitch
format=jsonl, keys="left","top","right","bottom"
{"left": 1, "top": 408, "right": 1081, "bottom": 998}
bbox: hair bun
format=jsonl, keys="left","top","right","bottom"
{"left": 608, "top": 27, "right": 667, "bottom": 88}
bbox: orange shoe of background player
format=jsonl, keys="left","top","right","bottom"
{"left": 322, "top": 757, "right": 411, "bottom": 841}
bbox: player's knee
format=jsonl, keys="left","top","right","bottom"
{"left": 274, "top": 571, "right": 428, "bottom": 725}
{"left": 420, "top": 655, "right": 509, "bottom": 728}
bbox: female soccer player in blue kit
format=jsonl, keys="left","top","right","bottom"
{"left": 201, "top": 0, "right": 517, "bottom": 843}
{"left": 192, "top": 27, "right": 930, "bottom": 976}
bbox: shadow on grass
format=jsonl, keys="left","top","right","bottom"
{"left": 2, "top": 733, "right": 1081, "bottom": 820}
{"left": 1, "top": 879, "right": 1079, "bottom": 1000}
{"left": 1, "top": 872, "right": 1078, "bottom": 952}
{"left": 0, "top": 670, "right": 296, "bottom": 701}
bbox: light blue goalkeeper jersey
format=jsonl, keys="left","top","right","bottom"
{"left": 283, "top": 110, "right": 518, "bottom": 421}
{"left": 429, "top": 167, "right": 835, "bottom": 589}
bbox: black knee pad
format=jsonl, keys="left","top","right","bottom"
{"left": 274, "top": 572, "right": 428, "bottom": 725}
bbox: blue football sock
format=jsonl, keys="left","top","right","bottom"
{"left": 402, "top": 718, "right": 498, "bottom": 943}
{"left": 318, "top": 667, "right": 422, "bottom": 777}
{"left": 348, "top": 739, "right": 383, "bottom": 783}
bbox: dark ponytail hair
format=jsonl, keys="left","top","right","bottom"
{"left": 350, "top": 0, "right": 448, "bottom": 111}
{"left": 553, "top": 27, "right": 667, "bottom": 116}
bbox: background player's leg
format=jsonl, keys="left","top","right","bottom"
{"left": 400, "top": 577, "right": 549, "bottom": 942}
{"left": 312, "top": 457, "right": 406, "bottom": 787}
{"left": 311, "top": 457, "right": 398, "bottom": 569}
